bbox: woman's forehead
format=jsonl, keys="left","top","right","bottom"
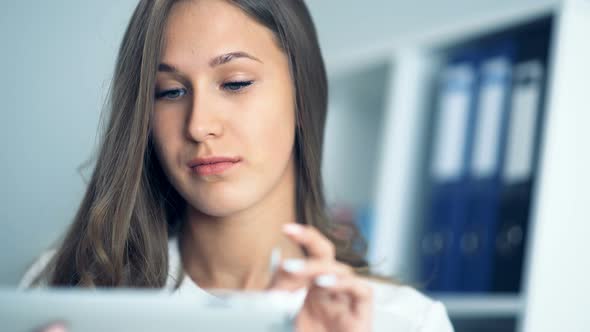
{"left": 161, "top": 0, "right": 279, "bottom": 69}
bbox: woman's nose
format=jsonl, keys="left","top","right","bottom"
{"left": 186, "top": 92, "right": 224, "bottom": 142}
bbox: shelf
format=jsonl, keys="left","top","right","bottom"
{"left": 321, "top": 0, "right": 589, "bottom": 330}
{"left": 430, "top": 294, "right": 523, "bottom": 318}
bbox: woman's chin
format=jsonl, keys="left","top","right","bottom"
{"left": 187, "top": 199, "right": 253, "bottom": 219}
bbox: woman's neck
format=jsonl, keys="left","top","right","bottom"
{"left": 180, "top": 214, "right": 304, "bottom": 290}
{"left": 179, "top": 164, "right": 305, "bottom": 290}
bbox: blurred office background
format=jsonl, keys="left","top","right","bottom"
{"left": 1, "top": 1, "right": 589, "bottom": 331}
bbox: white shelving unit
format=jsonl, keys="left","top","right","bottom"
{"left": 437, "top": 295, "right": 523, "bottom": 318}
{"left": 322, "top": 1, "right": 590, "bottom": 331}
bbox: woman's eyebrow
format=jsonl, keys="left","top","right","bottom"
{"left": 157, "top": 51, "right": 262, "bottom": 75}
{"left": 209, "top": 51, "right": 263, "bottom": 67}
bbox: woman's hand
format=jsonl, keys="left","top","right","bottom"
{"left": 268, "top": 223, "right": 373, "bottom": 332}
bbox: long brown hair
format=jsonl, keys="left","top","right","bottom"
{"left": 38, "top": 0, "right": 367, "bottom": 288}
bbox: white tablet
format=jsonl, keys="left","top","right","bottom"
{"left": 0, "top": 287, "right": 295, "bottom": 332}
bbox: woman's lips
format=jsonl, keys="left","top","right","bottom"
{"left": 190, "top": 160, "right": 240, "bottom": 176}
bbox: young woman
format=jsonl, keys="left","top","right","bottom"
{"left": 20, "top": 0, "right": 453, "bottom": 331}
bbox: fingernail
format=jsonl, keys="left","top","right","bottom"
{"left": 314, "top": 274, "right": 338, "bottom": 288}
{"left": 282, "top": 223, "right": 303, "bottom": 235}
{"left": 269, "top": 247, "right": 282, "bottom": 274}
{"left": 282, "top": 259, "right": 305, "bottom": 273}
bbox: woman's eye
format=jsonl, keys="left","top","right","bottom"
{"left": 155, "top": 88, "right": 187, "bottom": 100}
{"left": 222, "top": 81, "right": 253, "bottom": 92}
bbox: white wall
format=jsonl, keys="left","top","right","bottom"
{"left": 0, "top": 1, "right": 137, "bottom": 285}
{"left": 519, "top": 0, "right": 590, "bottom": 330}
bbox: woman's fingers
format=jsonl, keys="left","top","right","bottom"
{"left": 269, "top": 258, "right": 352, "bottom": 291}
{"left": 312, "top": 274, "right": 373, "bottom": 317}
{"left": 275, "top": 224, "right": 373, "bottom": 331}
{"left": 270, "top": 223, "right": 349, "bottom": 291}
{"left": 282, "top": 259, "right": 352, "bottom": 278}
{"left": 296, "top": 274, "right": 374, "bottom": 331}
{"left": 282, "top": 223, "right": 335, "bottom": 259}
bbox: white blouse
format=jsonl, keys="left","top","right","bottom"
{"left": 19, "top": 237, "right": 454, "bottom": 332}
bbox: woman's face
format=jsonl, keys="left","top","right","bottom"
{"left": 151, "top": 0, "right": 296, "bottom": 218}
